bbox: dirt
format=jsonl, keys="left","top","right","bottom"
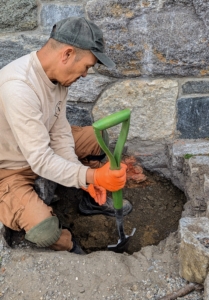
{"left": 51, "top": 168, "right": 186, "bottom": 254}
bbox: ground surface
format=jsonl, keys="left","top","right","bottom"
{"left": 0, "top": 231, "right": 204, "bottom": 300}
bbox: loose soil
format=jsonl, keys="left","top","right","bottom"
{"left": 51, "top": 169, "right": 186, "bottom": 254}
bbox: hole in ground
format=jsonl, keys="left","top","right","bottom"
{"left": 6, "top": 160, "right": 186, "bottom": 253}
{"left": 52, "top": 169, "right": 186, "bottom": 254}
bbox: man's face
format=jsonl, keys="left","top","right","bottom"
{"left": 59, "top": 50, "right": 97, "bottom": 87}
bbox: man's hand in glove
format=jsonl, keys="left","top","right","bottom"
{"left": 94, "top": 162, "right": 127, "bottom": 192}
{"left": 82, "top": 184, "right": 106, "bottom": 205}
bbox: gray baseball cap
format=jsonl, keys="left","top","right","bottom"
{"left": 50, "top": 17, "right": 115, "bottom": 68}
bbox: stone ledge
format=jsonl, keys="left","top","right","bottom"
{"left": 167, "top": 139, "right": 209, "bottom": 191}
{"left": 169, "top": 139, "right": 209, "bottom": 170}
{"left": 182, "top": 80, "right": 209, "bottom": 95}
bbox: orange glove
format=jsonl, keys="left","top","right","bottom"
{"left": 94, "top": 162, "right": 127, "bottom": 192}
{"left": 82, "top": 184, "right": 106, "bottom": 205}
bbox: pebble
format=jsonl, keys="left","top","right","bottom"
{"left": 130, "top": 284, "right": 138, "bottom": 292}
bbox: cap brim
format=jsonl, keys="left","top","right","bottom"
{"left": 91, "top": 50, "right": 115, "bottom": 68}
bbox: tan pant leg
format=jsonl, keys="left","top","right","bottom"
{"left": 71, "top": 126, "right": 102, "bottom": 169}
{"left": 0, "top": 168, "right": 72, "bottom": 250}
{"left": 0, "top": 126, "right": 101, "bottom": 250}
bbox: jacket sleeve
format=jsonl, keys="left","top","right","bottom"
{"left": 49, "top": 94, "right": 79, "bottom": 164}
{"left": 0, "top": 81, "right": 89, "bottom": 188}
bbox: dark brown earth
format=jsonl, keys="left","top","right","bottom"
{"left": 52, "top": 168, "right": 186, "bottom": 254}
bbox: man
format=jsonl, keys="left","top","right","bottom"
{"left": 0, "top": 17, "right": 132, "bottom": 254}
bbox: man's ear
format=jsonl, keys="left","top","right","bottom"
{"left": 62, "top": 47, "right": 75, "bottom": 64}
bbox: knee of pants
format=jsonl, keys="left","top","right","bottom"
{"left": 25, "top": 216, "right": 62, "bottom": 247}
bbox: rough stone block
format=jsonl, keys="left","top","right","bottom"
{"left": 169, "top": 139, "right": 209, "bottom": 171}
{"left": 0, "top": 0, "right": 38, "bottom": 33}
{"left": 67, "top": 75, "right": 114, "bottom": 103}
{"left": 0, "top": 34, "right": 47, "bottom": 70}
{"left": 167, "top": 139, "right": 209, "bottom": 192}
{"left": 86, "top": 0, "right": 209, "bottom": 78}
{"left": 177, "top": 97, "right": 209, "bottom": 139}
{"left": 183, "top": 156, "right": 209, "bottom": 215}
{"left": 126, "top": 140, "right": 171, "bottom": 179}
{"left": 93, "top": 79, "right": 178, "bottom": 141}
{"left": 179, "top": 217, "right": 209, "bottom": 284}
{"left": 66, "top": 104, "right": 92, "bottom": 126}
{"left": 182, "top": 81, "right": 209, "bottom": 95}
{"left": 40, "top": 3, "right": 84, "bottom": 34}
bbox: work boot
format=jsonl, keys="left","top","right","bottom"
{"left": 69, "top": 239, "right": 86, "bottom": 255}
{"left": 79, "top": 191, "right": 132, "bottom": 217}
{"left": 1, "top": 225, "right": 13, "bottom": 247}
{"left": 61, "top": 226, "right": 86, "bottom": 255}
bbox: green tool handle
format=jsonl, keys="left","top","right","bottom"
{"left": 93, "top": 109, "right": 131, "bottom": 210}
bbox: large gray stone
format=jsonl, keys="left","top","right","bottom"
{"left": 183, "top": 156, "right": 209, "bottom": 216}
{"left": 167, "top": 139, "right": 209, "bottom": 191}
{"left": 169, "top": 139, "right": 209, "bottom": 172}
{"left": 86, "top": 0, "right": 209, "bottom": 77}
{"left": 177, "top": 97, "right": 209, "bottom": 139}
{"left": 93, "top": 79, "right": 178, "bottom": 141}
{"left": 182, "top": 80, "right": 209, "bottom": 95}
{"left": 0, "top": 0, "right": 38, "bottom": 32}
{"left": 66, "top": 104, "right": 92, "bottom": 126}
{"left": 40, "top": 3, "right": 85, "bottom": 34}
{"left": 179, "top": 217, "right": 209, "bottom": 284}
{"left": 0, "top": 34, "right": 47, "bottom": 70}
{"left": 127, "top": 140, "right": 171, "bottom": 179}
{"left": 67, "top": 75, "right": 114, "bottom": 103}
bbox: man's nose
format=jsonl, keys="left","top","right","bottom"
{"left": 82, "top": 71, "right": 88, "bottom": 77}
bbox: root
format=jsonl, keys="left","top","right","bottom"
{"left": 158, "top": 282, "right": 203, "bottom": 300}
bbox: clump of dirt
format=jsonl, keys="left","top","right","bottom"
{"left": 52, "top": 165, "right": 186, "bottom": 254}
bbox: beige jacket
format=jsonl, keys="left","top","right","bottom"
{"left": 0, "top": 51, "right": 88, "bottom": 188}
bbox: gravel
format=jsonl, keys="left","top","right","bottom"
{"left": 0, "top": 227, "right": 204, "bottom": 300}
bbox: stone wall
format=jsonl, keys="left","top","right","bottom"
{"left": 1, "top": 0, "right": 209, "bottom": 209}
{"left": 1, "top": 0, "right": 209, "bottom": 137}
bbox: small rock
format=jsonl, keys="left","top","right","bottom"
{"left": 131, "top": 284, "right": 138, "bottom": 291}
{"left": 146, "top": 291, "right": 152, "bottom": 299}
